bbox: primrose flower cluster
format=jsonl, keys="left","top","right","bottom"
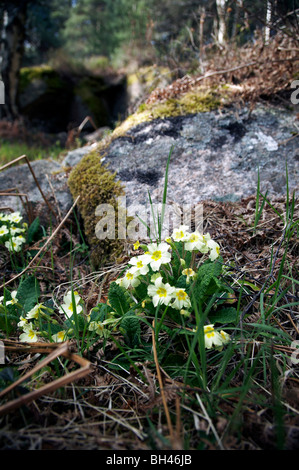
{"left": 0, "top": 290, "right": 55, "bottom": 343}
{"left": 1, "top": 289, "right": 116, "bottom": 344}
{"left": 116, "top": 225, "right": 230, "bottom": 351}
{"left": 0, "top": 211, "right": 27, "bottom": 253}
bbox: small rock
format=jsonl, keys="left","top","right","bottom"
{"left": 61, "top": 144, "right": 97, "bottom": 168}
{"left": 0, "top": 159, "right": 72, "bottom": 223}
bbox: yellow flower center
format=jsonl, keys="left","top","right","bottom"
{"left": 175, "top": 231, "right": 184, "bottom": 239}
{"left": 28, "top": 330, "right": 35, "bottom": 340}
{"left": 206, "top": 332, "right": 215, "bottom": 338}
{"left": 151, "top": 250, "right": 162, "bottom": 261}
{"left": 204, "top": 325, "right": 214, "bottom": 334}
{"left": 176, "top": 290, "right": 187, "bottom": 301}
{"left": 157, "top": 287, "right": 167, "bottom": 297}
{"left": 136, "top": 260, "right": 143, "bottom": 268}
{"left": 183, "top": 268, "right": 194, "bottom": 276}
{"left": 126, "top": 272, "right": 134, "bottom": 280}
{"left": 190, "top": 234, "right": 199, "bottom": 243}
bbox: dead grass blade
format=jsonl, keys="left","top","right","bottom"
{"left": 0, "top": 341, "right": 92, "bottom": 417}
{"left": 152, "top": 319, "right": 183, "bottom": 449}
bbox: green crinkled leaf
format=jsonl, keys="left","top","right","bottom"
{"left": 26, "top": 217, "right": 41, "bottom": 244}
{"left": 209, "top": 307, "right": 238, "bottom": 324}
{"left": 16, "top": 276, "right": 40, "bottom": 313}
{"left": 108, "top": 281, "right": 130, "bottom": 316}
{"left": 190, "top": 258, "right": 223, "bottom": 305}
{"left": 197, "top": 257, "right": 223, "bottom": 278}
{"left": 176, "top": 275, "right": 187, "bottom": 289}
{"left": 133, "top": 281, "right": 148, "bottom": 303}
{"left": 120, "top": 311, "right": 141, "bottom": 347}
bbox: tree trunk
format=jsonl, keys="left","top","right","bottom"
{"left": 216, "top": 0, "right": 228, "bottom": 47}
{"left": 199, "top": 6, "right": 206, "bottom": 65}
{"left": 264, "top": 0, "right": 272, "bottom": 44}
{"left": 0, "top": 1, "right": 28, "bottom": 119}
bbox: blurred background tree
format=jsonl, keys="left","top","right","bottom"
{"left": 0, "top": 0, "right": 298, "bottom": 119}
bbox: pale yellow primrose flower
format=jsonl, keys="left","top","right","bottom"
{"left": 19, "top": 323, "right": 38, "bottom": 343}
{"left": 147, "top": 276, "right": 175, "bottom": 307}
{"left": 128, "top": 254, "right": 150, "bottom": 275}
{"left": 8, "top": 226, "right": 23, "bottom": 235}
{"left": 204, "top": 324, "right": 229, "bottom": 350}
{"left": 3, "top": 290, "right": 19, "bottom": 306}
{"left": 172, "top": 288, "right": 191, "bottom": 310}
{"left": 171, "top": 225, "right": 190, "bottom": 242}
{"left": 0, "top": 291, "right": 18, "bottom": 306}
{"left": 182, "top": 268, "right": 196, "bottom": 284}
{"left": 52, "top": 331, "right": 67, "bottom": 342}
{"left": 5, "top": 239, "right": 22, "bottom": 252}
{"left": 26, "top": 303, "right": 46, "bottom": 320}
{"left": 220, "top": 330, "right": 230, "bottom": 345}
{"left": 145, "top": 242, "right": 171, "bottom": 271}
{"left": 116, "top": 269, "right": 141, "bottom": 288}
{"left": 207, "top": 239, "right": 221, "bottom": 261}
{"left": 0, "top": 225, "right": 9, "bottom": 237}
{"left": 18, "top": 316, "right": 28, "bottom": 328}
{"left": 58, "top": 291, "right": 83, "bottom": 318}
{"left": 184, "top": 231, "right": 206, "bottom": 251}
{"left": 9, "top": 211, "right": 22, "bottom": 223}
{"left": 14, "top": 234, "right": 26, "bottom": 244}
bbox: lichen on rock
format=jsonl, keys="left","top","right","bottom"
{"left": 112, "top": 85, "right": 223, "bottom": 138}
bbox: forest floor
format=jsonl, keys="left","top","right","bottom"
{"left": 0, "top": 189, "right": 298, "bottom": 451}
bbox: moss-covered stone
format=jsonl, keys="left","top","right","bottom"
{"left": 68, "top": 149, "right": 127, "bottom": 269}
{"left": 18, "top": 65, "right": 72, "bottom": 132}
{"left": 74, "top": 76, "right": 110, "bottom": 127}
{"left": 19, "top": 65, "right": 65, "bottom": 94}
{"left": 112, "top": 86, "right": 223, "bottom": 138}
{"left": 127, "top": 65, "right": 172, "bottom": 93}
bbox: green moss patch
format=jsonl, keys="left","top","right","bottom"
{"left": 68, "top": 149, "right": 126, "bottom": 269}
{"left": 112, "top": 86, "right": 222, "bottom": 138}
{"left": 19, "top": 65, "right": 65, "bottom": 93}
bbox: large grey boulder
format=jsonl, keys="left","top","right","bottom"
{"left": 0, "top": 159, "right": 72, "bottom": 223}
{"left": 97, "top": 103, "right": 299, "bottom": 212}
{"left": 1, "top": 102, "right": 298, "bottom": 232}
